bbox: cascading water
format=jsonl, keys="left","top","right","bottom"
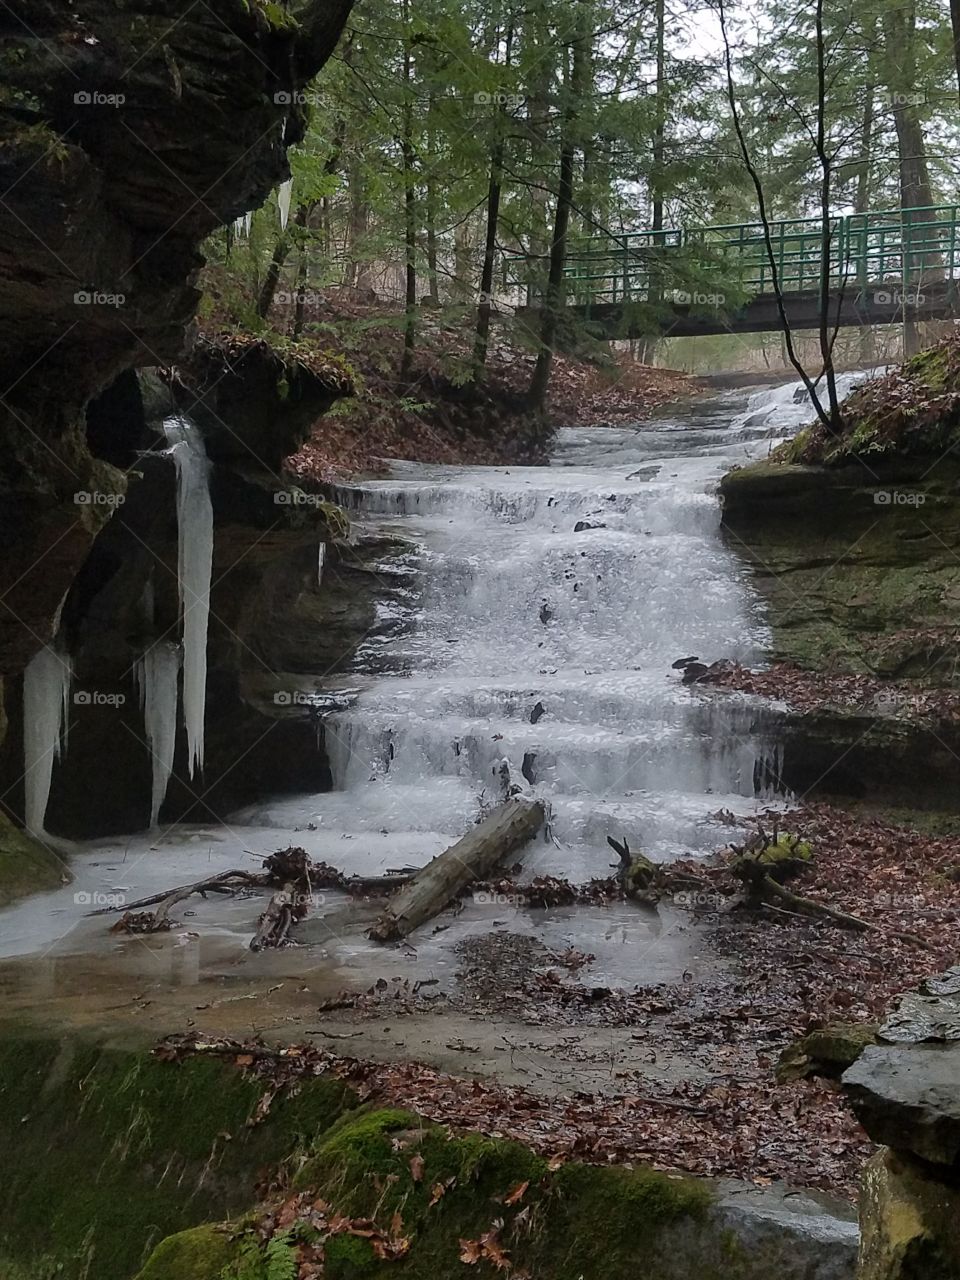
{"left": 236, "top": 377, "right": 854, "bottom": 889}
{"left": 22, "top": 646, "right": 72, "bottom": 838}
{"left": 163, "top": 414, "right": 213, "bottom": 778}
{"left": 134, "top": 642, "right": 181, "bottom": 828}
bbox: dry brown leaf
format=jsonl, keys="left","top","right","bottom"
{"left": 409, "top": 1153, "right": 425, "bottom": 1183}
{"left": 503, "top": 1180, "right": 529, "bottom": 1206}
{"left": 459, "top": 1238, "right": 483, "bottom": 1265}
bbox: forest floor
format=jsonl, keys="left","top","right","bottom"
{"left": 199, "top": 289, "right": 698, "bottom": 480}
{"left": 5, "top": 798, "right": 956, "bottom": 1201}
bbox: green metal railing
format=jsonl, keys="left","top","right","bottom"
{"left": 505, "top": 205, "right": 960, "bottom": 307}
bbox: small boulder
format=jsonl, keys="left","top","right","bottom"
{"left": 573, "top": 519, "right": 606, "bottom": 532}
{"left": 776, "top": 1021, "right": 879, "bottom": 1083}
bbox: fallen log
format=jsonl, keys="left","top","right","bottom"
{"left": 368, "top": 798, "right": 545, "bottom": 943}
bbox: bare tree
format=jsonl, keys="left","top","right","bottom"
{"left": 716, "top": 0, "right": 842, "bottom": 433}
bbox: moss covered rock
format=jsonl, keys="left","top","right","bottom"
{"left": 859, "top": 1148, "right": 960, "bottom": 1279}
{"left": 132, "top": 1225, "right": 240, "bottom": 1280}
{"left": 157, "top": 1108, "right": 856, "bottom": 1280}
{"left": 0, "top": 810, "right": 70, "bottom": 906}
{"left": 777, "top": 1022, "right": 879, "bottom": 1083}
{"left": 0, "top": 1032, "right": 355, "bottom": 1280}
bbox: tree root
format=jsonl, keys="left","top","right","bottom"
{"left": 92, "top": 848, "right": 418, "bottom": 950}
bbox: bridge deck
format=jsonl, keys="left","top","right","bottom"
{"left": 506, "top": 205, "right": 960, "bottom": 336}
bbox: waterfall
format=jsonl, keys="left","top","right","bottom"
{"left": 22, "top": 646, "right": 72, "bottom": 838}
{"left": 135, "top": 642, "right": 181, "bottom": 828}
{"left": 318, "top": 543, "right": 326, "bottom": 587}
{"left": 163, "top": 414, "right": 213, "bottom": 778}
{"left": 278, "top": 178, "right": 293, "bottom": 231}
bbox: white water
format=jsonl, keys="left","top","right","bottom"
{"left": 134, "top": 642, "right": 181, "bottom": 828}
{"left": 22, "top": 646, "right": 72, "bottom": 838}
{"left": 235, "top": 380, "right": 843, "bottom": 884}
{"left": 163, "top": 415, "right": 213, "bottom": 778}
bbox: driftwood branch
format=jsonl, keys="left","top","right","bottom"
{"left": 92, "top": 848, "right": 418, "bottom": 950}
{"left": 369, "top": 798, "right": 545, "bottom": 943}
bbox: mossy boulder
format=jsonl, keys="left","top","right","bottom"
{"left": 0, "top": 810, "right": 70, "bottom": 906}
{"left": 858, "top": 1148, "right": 960, "bottom": 1279}
{"left": 0, "top": 1032, "right": 355, "bottom": 1280}
{"left": 132, "top": 1225, "right": 240, "bottom": 1280}
{"left": 777, "top": 1022, "right": 879, "bottom": 1083}
{"left": 150, "top": 1108, "right": 857, "bottom": 1280}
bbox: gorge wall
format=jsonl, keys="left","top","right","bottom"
{"left": 0, "top": 0, "right": 355, "bottom": 855}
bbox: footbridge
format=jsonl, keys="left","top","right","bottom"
{"left": 508, "top": 205, "right": 960, "bottom": 338}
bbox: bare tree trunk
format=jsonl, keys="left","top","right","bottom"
{"left": 640, "top": 0, "right": 666, "bottom": 366}
{"left": 717, "top": 0, "right": 838, "bottom": 433}
{"left": 814, "top": 0, "right": 841, "bottom": 425}
{"left": 854, "top": 76, "right": 878, "bottom": 366}
{"left": 475, "top": 16, "right": 515, "bottom": 375}
{"left": 400, "top": 0, "right": 417, "bottom": 379}
{"left": 527, "top": 1, "right": 591, "bottom": 412}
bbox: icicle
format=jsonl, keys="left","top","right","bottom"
{"left": 23, "top": 645, "right": 72, "bottom": 838}
{"left": 135, "top": 642, "right": 181, "bottom": 828}
{"left": 278, "top": 178, "right": 293, "bottom": 232}
{"left": 232, "top": 216, "right": 245, "bottom": 239}
{"left": 317, "top": 543, "right": 326, "bottom": 587}
{"left": 244, "top": 212, "right": 252, "bottom": 237}
{"left": 162, "top": 415, "right": 213, "bottom": 778}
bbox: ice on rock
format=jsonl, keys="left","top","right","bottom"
{"left": 135, "top": 642, "right": 181, "bottom": 828}
{"left": 278, "top": 178, "right": 293, "bottom": 231}
{"left": 163, "top": 415, "right": 213, "bottom": 778}
{"left": 23, "top": 645, "right": 72, "bottom": 837}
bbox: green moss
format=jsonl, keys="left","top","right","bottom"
{"left": 543, "top": 1162, "right": 710, "bottom": 1278}
{"left": 257, "top": 0, "right": 300, "bottom": 30}
{"left": 0, "top": 1033, "right": 355, "bottom": 1280}
{"left": 132, "top": 1225, "right": 238, "bottom": 1280}
{"left": 758, "top": 834, "right": 813, "bottom": 865}
{"left": 324, "top": 1234, "right": 379, "bottom": 1278}
{"left": 0, "top": 812, "right": 70, "bottom": 906}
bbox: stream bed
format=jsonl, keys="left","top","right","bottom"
{"left": 0, "top": 379, "right": 860, "bottom": 999}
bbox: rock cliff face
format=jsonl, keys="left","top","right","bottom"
{"left": 719, "top": 340, "right": 960, "bottom": 806}
{"left": 0, "top": 1, "right": 354, "bottom": 852}
{"left": 0, "top": 0, "right": 352, "bottom": 674}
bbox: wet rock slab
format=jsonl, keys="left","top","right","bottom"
{"left": 701, "top": 1177, "right": 855, "bottom": 1280}
{"left": 844, "top": 1043, "right": 960, "bottom": 1167}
